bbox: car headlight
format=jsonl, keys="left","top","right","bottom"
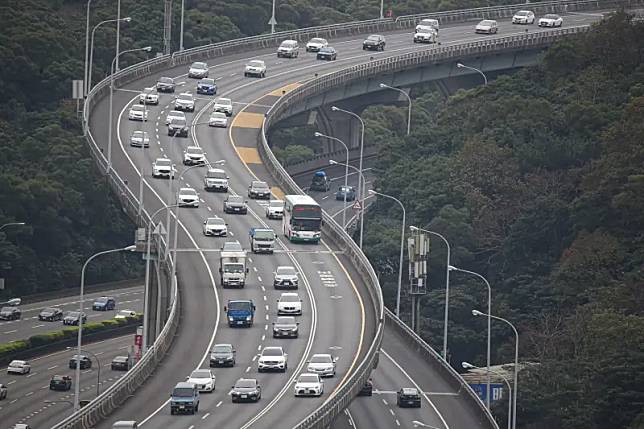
{"left": 246, "top": 315, "right": 252, "bottom": 321}
{"left": 228, "top": 316, "right": 234, "bottom": 321}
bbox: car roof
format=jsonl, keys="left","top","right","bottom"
{"left": 174, "top": 381, "right": 196, "bottom": 389}
{"left": 10, "top": 360, "right": 27, "bottom": 365}
{"left": 401, "top": 387, "right": 419, "bottom": 394}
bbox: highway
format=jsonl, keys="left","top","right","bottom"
{"left": 1, "top": 335, "right": 135, "bottom": 428}
{"left": 0, "top": 286, "right": 143, "bottom": 343}
{"left": 87, "top": 11, "right": 605, "bottom": 429}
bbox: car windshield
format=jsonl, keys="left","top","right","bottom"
{"left": 201, "top": 78, "right": 215, "bottom": 85}
{"left": 270, "top": 200, "right": 283, "bottom": 208}
{"left": 544, "top": 14, "right": 559, "bottom": 18}
{"left": 320, "top": 47, "right": 333, "bottom": 53}
{"left": 181, "top": 189, "right": 197, "bottom": 196}
{"left": 212, "top": 345, "right": 232, "bottom": 353}
{"left": 96, "top": 297, "right": 108, "bottom": 303}
{"left": 170, "top": 118, "right": 186, "bottom": 126}
{"left": 367, "top": 35, "right": 380, "bottom": 41}
{"left": 291, "top": 218, "right": 321, "bottom": 231}
{"left": 216, "top": 98, "right": 232, "bottom": 106}
{"left": 0, "top": 307, "right": 12, "bottom": 312}
{"left": 225, "top": 263, "right": 245, "bottom": 273}
{"left": 131, "top": 105, "right": 145, "bottom": 111}
{"left": 228, "top": 301, "right": 251, "bottom": 311}
{"left": 276, "top": 316, "right": 295, "bottom": 324}
{"left": 299, "top": 375, "right": 319, "bottom": 383}
{"left": 311, "top": 355, "right": 332, "bottom": 363}
{"left": 192, "top": 62, "right": 207, "bottom": 70}
{"left": 417, "top": 26, "right": 434, "bottom": 32}
{"left": 207, "top": 170, "right": 226, "bottom": 178}
{"left": 173, "top": 387, "right": 194, "bottom": 397}
{"left": 156, "top": 159, "right": 172, "bottom": 167}
{"left": 480, "top": 20, "right": 495, "bottom": 25}
{"left": 277, "top": 267, "right": 296, "bottom": 276}
{"left": 252, "top": 181, "right": 269, "bottom": 190}
{"left": 207, "top": 218, "right": 225, "bottom": 226}
{"left": 132, "top": 131, "right": 146, "bottom": 138}
{"left": 169, "top": 111, "right": 183, "bottom": 118}
{"left": 281, "top": 41, "right": 296, "bottom": 47}
{"left": 280, "top": 294, "right": 299, "bottom": 302}
{"left": 235, "top": 379, "right": 256, "bottom": 388}
{"left": 114, "top": 356, "right": 127, "bottom": 362}
{"left": 187, "top": 147, "right": 202, "bottom": 155}
{"left": 52, "top": 375, "right": 66, "bottom": 381}
{"left": 178, "top": 94, "right": 192, "bottom": 101}
{"left": 402, "top": 388, "right": 419, "bottom": 395}
{"left": 310, "top": 38, "right": 325, "bottom": 44}
{"left": 228, "top": 196, "right": 244, "bottom": 204}
{"left": 191, "top": 370, "right": 211, "bottom": 378}
{"left": 516, "top": 11, "right": 529, "bottom": 15}
{"left": 248, "top": 61, "right": 264, "bottom": 67}
{"left": 159, "top": 77, "right": 173, "bottom": 84}
{"left": 42, "top": 307, "right": 57, "bottom": 313}
{"left": 67, "top": 311, "right": 80, "bottom": 317}
{"left": 262, "top": 348, "right": 283, "bottom": 356}
{"left": 211, "top": 112, "right": 226, "bottom": 119}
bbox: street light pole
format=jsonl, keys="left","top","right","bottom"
{"left": 0, "top": 222, "right": 26, "bottom": 231}
{"left": 314, "top": 132, "right": 349, "bottom": 229}
{"left": 380, "top": 0, "right": 384, "bottom": 19}
{"left": 115, "top": 0, "right": 121, "bottom": 72}
{"left": 331, "top": 106, "right": 365, "bottom": 249}
{"left": 179, "top": 0, "right": 185, "bottom": 51}
{"left": 88, "top": 16, "right": 132, "bottom": 94}
{"left": 107, "top": 46, "right": 152, "bottom": 174}
{"left": 463, "top": 361, "right": 512, "bottom": 429}
{"left": 379, "top": 83, "right": 412, "bottom": 135}
{"left": 83, "top": 0, "right": 93, "bottom": 98}
{"left": 450, "top": 265, "right": 492, "bottom": 410}
{"left": 473, "top": 310, "right": 519, "bottom": 429}
{"left": 409, "top": 226, "right": 451, "bottom": 360}
{"left": 368, "top": 190, "right": 405, "bottom": 317}
{"left": 74, "top": 245, "right": 136, "bottom": 411}
{"left": 456, "top": 62, "right": 488, "bottom": 85}
{"left": 329, "top": 160, "right": 367, "bottom": 245}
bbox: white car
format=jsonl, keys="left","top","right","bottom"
{"left": 203, "top": 168, "right": 229, "bottom": 192}
{"left": 213, "top": 97, "right": 233, "bottom": 116}
{"left": 129, "top": 130, "right": 149, "bottom": 148}
{"left": 186, "top": 369, "right": 216, "bottom": 392}
{"left": 415, "top": 18, "right": 439, "bottom": 33}
{"left": 244, "top": 60, "right": 266, "bottom": 78}
{"left": 174, "top": 92, "right": 195, "bottom": 112}
{"left": 413, "top": 26, "right": 437, "bottom": 43}
{"left": 277, "top": 40, "right": 299, "bottom": 58}
{"left": 273, "top": 266, "right": 298, "bottom": 289}
{"left": 152, "top": 157, "right": 175, "bottom": 179}
{"left": 257, "top": 346, "right": 287, "bottom": 372}
{"left": 538, "top": 14, "right": 563, "bottom": 27}
{"left": 7, "top": 360, "right": 31, "bottom": 375}
{"left": 475, "top": 19, "right": 498, "bottom": 34}
{"left": 188, "top": 61, "right": 209, "bottom": 78}
{"left": 165, "top": 110, "right": 186, "bottom": 125}
{"left": 128, "top": 104, "right": 148, "bottom": 121}
{"left": 139, "top": 87, "right": 159, "bottom": 105}
{"left": 178, "top": 187, "right": 199, "bottom": 207}
{"left": 305, "top": 37, "right": 328, "bottom": 52}
{"left": 209, "top": 112, "right": 228, "bottom": 127}
{"left": 294, "top": 373, "right": 323, "bottom": 397}
{"left": 277, "top": 292, "right": 302, "bottom": 316}
{"left": 183, "top": 146, "right": 206, "bottom": 166}
{"left": 265, "top": 199, "right": 284, "bottom": 219}
{"left": 114, "top": 309, "right": 136, "bottom": 320}
{"left": 512, "top": 10, "right": 535, "bottom": 24}
{"left": 203, "top": 217, "right": 227, "bottom": 237}
{"left": 307, "top": 354, "right": 337, "bottom": 377}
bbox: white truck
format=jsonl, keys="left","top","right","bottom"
{"left": 219, "top": 241, "right": 248, "bottom": 288}
{"left": 249, "top": 228, "right": 275, "bottom": 254}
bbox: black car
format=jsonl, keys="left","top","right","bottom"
{"left": 156, "top": 76, "right": 175, "bottom": 93}
{"left": 231, "top": 378, "right": 261, "bottom": 403}
{"left": 168, "top": 118, "right": 189, "bottom": 137}
{"left": 248, "top": 181, "right": 271, "bottom": 199}
{"left": 39, "top": 307, "right": 64, "bottom": 321}
{"left": 0, "top": 383, "right": 7, "bottom": 400}
{"left": 209, "top": 344, "right": 236, "bottom": 367}
{"left": 69, "top": 354, "right": 92, "bottom": 370}
{"left": 363, "top": 34, "right": 386, "bottom": 51}
{"left": 317, "top": 46, "right": 337, "bottom": 61}
{"left": 223, "top": 195, "right": 248, "bottom": 214}
{"left": 272, "top": 316, "right": 299, "bottom": 338}
{"left": 358, "top": 378, "right": 373, "bottom": 396}
{"left": 111, "top": 356, "right": 130, "bottom": 371}
{"left": 397, "top": 387, "right": 421, "bottom": 407}
{"left": 0, "top": 306, "right": 21, "bottom": 321}
{"left": 49, "top": 375, "right": 72, "bottom": 391}
{"left": 63, "top": 311, "right": 86, "bottom": 326}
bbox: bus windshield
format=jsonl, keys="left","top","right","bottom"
{"left": 292, "top": 205, "right": 321, "bottom": 219}
{"left": 291, "top": 218, "right": 321, "bottom": 231}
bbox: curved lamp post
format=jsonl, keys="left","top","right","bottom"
{"left": 463, "top": 361, "right": 512, "bottom": 429}
{"left": 456, "top": 62, "right": 488, "bottom": 85}
{"left": 314, "top": 132, "right": 350, "bottom": 228}
{"left": 379, "top": 83, "right": 412, "bottom": 135}
{"left": 88, "top": 16, "right": 132, "bottom": 93}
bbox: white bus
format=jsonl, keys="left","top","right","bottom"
{"left": 283, "top": 195, "right": 322, "bottom": 243}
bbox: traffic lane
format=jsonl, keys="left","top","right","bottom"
{"left": 0, "top": 287, "right": 143, "bottom": 343}
{"left": 1, "top": 336, "right": 133, "bottom": 428}
{"left": 382, "top": 326, "right": 487, "bottom": 428}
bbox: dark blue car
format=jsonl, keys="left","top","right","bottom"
{"left": 335, "top": 186, "right": 356, "bottom": 201}
{"left": 317, "top": 46, "right": 337, "bottom": 61}
{"left": 92, "top": 296, "right": 115, "bottom": 311}
{"left": 196, "top": 78, "right": 217, "bottom": 95}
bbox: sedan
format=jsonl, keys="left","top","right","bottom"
{"left": 307, "top": 354, "right": 337, "bottom": 377}
{"left": 512, "top": 10, "right": 535, "bottom": 24}
{"left": 231, "top": 378, "right": 261, "bottom": 403}
{"left": 209, "top": 112, "right": 228, "bottom": 128}
{"left": 475, "top": 19, "right": 498, "bottom": 34}
{"left": 178, "top": 188, "right": 200, "bottom": 208}
{"left": 129, "top": 131, "right": 150, "bottom": 148}
{"left": 210, "top": 343, "right": 236, "bottom": 367}
{"left": 277, "top": 292, "right": 302, "bottom": 316}
{"left": 539, "top": 14, "right": 563, "bottom": 27}
{"left": 248, "top": 180, "right": 271, "bottom": 199}
{"left": 317, "top": 46, "right": 337, "bottom": 61}
{"left": 335, "top": 186, "right": 356, "bottom": 201}
{"left": 203, "top": 217, "right": 228, "bottom": 237}
{"left": 272, "top": 316, "right": 299, "bottom": 338}
{"left": 363, "top": 34, "right": 385, "bottom": 51}
{"left": 188, "top": 61, "right": 209, "bottom": 78}
{"left": 0, "top": 306, "right": 21, "bottom": 320}
{"left": 165, "top": 110, "right": 186, "bottom": 125}
{"left": 294, "top": 373, "right": 324, "bottom": 397}
{"left": 156, "top": 76, "right": 175, "bottom": 93}
{"left": 7, "top": 360, "right": 31, "bottom": 375}
{"left": 39, "top": 307, "right": 63, "bottom": 321}
{"left": 111, "top": 356, "right": 130, "bottom": 371}
{"left": 128, "top": 104, "right": 147, "bottom": 121}
{"left": 306, "top": 37, "right": 328, "bottom": 52}
{"left": 115, "top": 309, "right": 137, "bottom": 319}
{"left": 187, "top": 369, "right": 216, "bottom": 392}
{"left": 63, "top": 311, "right": 86, "bottom": 326}
{"left": 244, "top": 60, "right": 266, "bottom": 78}
{"left": 69, "top": 355, "right": 92, "bottom": 370}
{"left": 223, "top": 195, "right": 248, "bottom": 214}
{"left": 397, "top": 387, "right": 422, "bottom": 407}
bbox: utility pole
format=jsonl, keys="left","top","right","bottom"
{"left": 163, "top": 0, "right": 173, "bottom": 55}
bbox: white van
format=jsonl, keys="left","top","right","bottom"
{"left": 415, "top": 18, "right": 440, "bottom": 33}
{"left": 112, "top": 422, "right": 138, "bottom": 429}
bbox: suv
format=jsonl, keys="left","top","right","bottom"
{"left": 213, "top": 97, "right": 233, "bottom": 116}
{"left": 152, "top": 158, "right": 175, "bottom": 179}
{"left": 111, "top": 356, "right": 130, "bottom": 371}
{"left": 139, "top": 87, "right": 159, "bottom": 105}
{"left": 39, "top": 307, "right": 63, "bottom": 321}
{"left": 156, "top": 76, "right": 175, "bottom": 93}
{"left": 0, "top": 306, "right": 21, "bottom": 320}
{"left": 170, "top": 382, "right": 200, "bottom": 415}
{"left": 397, "top": 387, "right": 421, "bottom": 407}
{"left": 244, "top": 60, "right": 266, "bottom": 78}
{"left": 63, "top": 311, "right": 86, "bottom": 326}
{"left": 415, "top": 18, "right": 439, "bottom": 33}
{"left": 183, "top": 146, "right": 206, "bottom": 166}
{"left": 7, "top": 360, "right": 31, "bottom": 375}
{"left": 50, "top": 375, "right": 72, "bottom": 391}
{"left": 188, "top": 61, "right": 208, "bottom": 78}
{"left": 174, "top": 92, "right": 195, "bottom": 112}
{"left": 203, "top": 168, "right": 229, "bottom": 192}
{"left": 257, "top": 346, "right": 288, "bottom": 372}
{"left": 475, "top": 19, "right": 498, "bottom": 34}
{"left": 273, "top": 266, "right": 299, "bottom": 289}
{"left": 277, "top": 40, "right": 299, "bottom": 58}
{"left": 265, "top": 199, "right": 284, "bottom": 219}
{"left": 196, "top": 78, "right": 217, "bottom": 95}
{"left": 93, "top": 296, "right": 116, "bottom": 311}
{"left": 248, "top": 181, "right": 271, "bottom": 199}
{"left": 413, "top": 26, "right": 437, "bottom": 43}
{"left": 231, "top": 378, "right": 261, "bottom": 403}
{"left": 168, "top": 118, "right": 189, "bottom": 137}
{"left": 363, "top": 34, "right": 385, "bottom": 51}
{"left": 210, "top": 343, "right": 236, "bottom": 367}
{"left": 69, "top": 355, "right": 92, "bottom": 369}
{"left": 223, "top": 195, "right": 248, "bottom": 214}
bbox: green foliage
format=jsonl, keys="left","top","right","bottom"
{"left": 358, "top": 12, "right": 644, "bottom": 428}
{"left": 0, "top": 340, "right": 29, "bottom": 355}
{"left": 273, "top": 145, "right": 316, "bottom": 165}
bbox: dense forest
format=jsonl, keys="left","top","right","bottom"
{"left": 351, "top": 13, "right": 644, "bottom": 429}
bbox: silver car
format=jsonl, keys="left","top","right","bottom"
{"left": 129, "top": 131, "right": 149, "bottom": 148}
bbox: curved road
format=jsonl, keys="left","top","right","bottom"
{"left": 90, "top": 11, "right": 604, "bottom": 429}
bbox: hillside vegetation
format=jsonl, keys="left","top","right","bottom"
{"left": 359, "top": 13, "right": 644, "bottom": 428}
